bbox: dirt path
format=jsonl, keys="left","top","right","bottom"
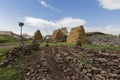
{"left": 0, "top": 43, "right": 19, "bottom": 49}
{"left": 0, "top": 42, "right": 31, "bottom": 49}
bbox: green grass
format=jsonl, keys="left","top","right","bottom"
{"left": 0, "top": 47, "right": 14, "bottom": 54}
{"left": 83, "top": 44, "right": 120, "bottom": 50}
{"left": 0, "top": 35, "right": 19, "bottom": 43}
{"left": 79, "top": 58, "right": 91, "bottom": 64}
{"left": 40, "top": 42, "right": 75, "bottom": 47}
{"left": 0, "top": 47, "right": 16, "bottom": 62}
{"left": 0, "top": 47, "right": 25, "bottom": 80}
{"left": 0, "top": 64, "right": 24, "bottom": 80}
{"left": 40, "top": 42, "right": 120, "bottom": 51}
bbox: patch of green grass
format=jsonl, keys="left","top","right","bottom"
{"left": 0, "top": 47, "right": 15, "bottom": 62}
{"left": 83, "top": 44, "right": 120, "bottom": 50}
{"left": 0, "top": 47, "right": 14, "bottom": 54}
{"left": 79, "top": 58, "right": 91, "bottom": 64}
{"left": 0, "top": 36, "right": 19, "bottom": 43}
{"left": 40, "top": 42, "right": 120, "bottom": 51}
{"left": 40, "top": 42, "right": 75, "bottom": 47}
{"left": 0, "top": 64, "right": 24, "bottom": 80}
{"left": 0, "top": 48, "right": 25, "bottom": 80}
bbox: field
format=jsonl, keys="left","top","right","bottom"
{"left": 0, "top": 42, "right": 120, "bottom": 80}
{"left": 0, "top": 36, "right": 19, "bottom": 43}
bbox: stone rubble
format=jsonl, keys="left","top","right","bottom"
{"left": 24, "top": 46, "right": 120, "bottom": 80}
{"left": 87, "top": 34, "right": 120, "bottom": 46}
{"left": 0, "top": 42, "right": 40, "bottom": 67}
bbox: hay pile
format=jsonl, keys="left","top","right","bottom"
{"left": 32, "top": 30, "right": 43, "bottom": 42}
{"left": 60, "top": 27, "right": 68, "bottom": 36}
{"left": 51, "top": 29, "right": 65, "bottom": 42}
{"left": 67, "top": 25, "right": 87, "bottom": 44}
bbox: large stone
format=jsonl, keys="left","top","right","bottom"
{"left": 67, "top": 25, "right": 87, "bottom": 44}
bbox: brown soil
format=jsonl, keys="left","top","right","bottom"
{"left": 23, "top": 46, "right": 120, "bottom": 80}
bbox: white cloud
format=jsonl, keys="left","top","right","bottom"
{"left": 25, "top": 17, "right": 57, "bottom": 28}
{"left": 40, "top": 0, "right": 49, "bottom": 7}
{"left": 39, "top": 0, "right": 54, "bottom": 9}
{"left": 85, "top": 26, "right": 120, "bottom": 35}
{"left": 98, "top": 0, "right": 120, "bottom": 10}
{"left": 25, "top": 17, "right": 120, "bottom": 35}
{"left": 38, "top": 0, "right": 60, "bottom": 13}
{"left": 56, "top": 17, "right": 85, "bottom": 28}
{"left": 25, "top": 17, "right": 86, "bottom": 28}
{"left": 25, "top": 17, "right": 86, "bottom": 35}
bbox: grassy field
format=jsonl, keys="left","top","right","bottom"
{"left": 0, "top": 36, "right": 19, "bottom": 43}
{"left": 40, "top": 42, "right": 75, "bottom": 47}
{"left": 83, "top": 44, "right": 120, "bottom": 50}
{"left": 40, "top": 42, "right": 120, "bottom": 50}
{"left": 0, "top": 47, "right": 16, "bottom": 62}
{"left": 0, "top": 64, "right": 24, "bottom": 80}
{"left": 0, "top": 47, "right": 24, "bottom": 80}
{"left": 0, "top": 47, "right": 15, "bottom": 53}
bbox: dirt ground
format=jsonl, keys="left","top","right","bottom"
{"left": 0, "top": 44, "right": 19, "bottom": 49}
{"left": 23, "top": 46, "right": 120, "bottom": 80}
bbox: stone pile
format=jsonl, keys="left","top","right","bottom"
{"left": 87, "top": 34, "right": 120, "bottom": 46}
{"left": 24, "top": 46, "right": 120, "bottom": 80}
{"left": 0, "top": 47, "right": 22, "bottom": 67}
{"left": 0, "top": 42, "right": 40, "bottom": 67}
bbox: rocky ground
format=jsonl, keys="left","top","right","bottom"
{"left": 23, "top": 46, "right": 120, "bottom": 80}
{"left": 87, "top": 34, "right": 120, "bottom": 46}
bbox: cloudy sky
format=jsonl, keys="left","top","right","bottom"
{"left": 0, "top": 0, "right": 120, "bottom": 35}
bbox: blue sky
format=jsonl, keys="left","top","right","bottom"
{"left": 0, "top": 0, "right": 120, "bottom": 35}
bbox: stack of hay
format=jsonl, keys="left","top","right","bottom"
{"left": 67, "top": 25, "right": 87, "bottom": 44}
{"left": 32, "top": 30, "right": 43, "bottom": 43}
{"left": 51, "top": 29, "right": 65, "bottom": 42}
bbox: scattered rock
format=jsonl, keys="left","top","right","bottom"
{"left": 23, "top": 46, "right": 120, "bottom": 80}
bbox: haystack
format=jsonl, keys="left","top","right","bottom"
{"left": 32, "top": 30, "right": 43, "bottom": 43}
{"left": 51, "top": 29, "right": 65, "bottom": 42}
{"left": 60, "top": 27, "right": 68, "bottom": 36}
{"left": 67, "top": 25, "right": 87, "bottom": 44}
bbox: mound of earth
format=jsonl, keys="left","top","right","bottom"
{"left": 23, "top": 46, "right": 120, "bottom": 80}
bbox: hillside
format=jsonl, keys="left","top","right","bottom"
{"left": 0, "top": 35, "right": 19, "bottom": 43}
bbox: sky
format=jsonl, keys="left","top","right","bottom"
{"left": 0, "top": 0, "right": 120, "bottom": 36}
